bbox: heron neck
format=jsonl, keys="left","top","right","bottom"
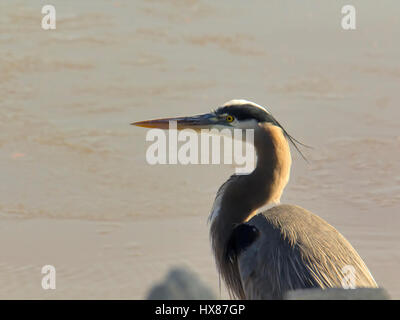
{"left": 214, "top": 123, "right": 291, "bottom": 223}
{"left": 250, "top": 123, "right": 292, "bottom": 209}
{"left": 210, "top": 123, "right": 291, "bottom": 246}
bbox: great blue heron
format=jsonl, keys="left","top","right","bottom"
{"left": 132, "top": 99, "right": 378, "bottom": 299}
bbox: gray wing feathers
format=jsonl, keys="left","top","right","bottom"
{"left": 238, "top": 204, "right": 377, "bottom": 299}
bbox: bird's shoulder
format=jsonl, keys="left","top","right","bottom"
{"left": 248, "top": 204, "right": 362, "bottom": 264}
{"left": 254, "top": 204, "right": 341, "bottom": 244}
{"left": 236, "top": 204, "right": 377, "bottom": 298}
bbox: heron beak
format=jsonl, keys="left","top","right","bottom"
{"left": 131, "top": 113, "right": 218, "bottom": 130}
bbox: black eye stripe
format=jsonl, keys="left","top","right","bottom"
{"left": 216, "top": 105, "right": 270, "bottom": 122}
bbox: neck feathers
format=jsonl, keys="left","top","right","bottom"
{"left": 211, "top": 123, "right": 291, "bottom": 226}
{"left": 253, "top": 123, "right": 291, "bottom": 205}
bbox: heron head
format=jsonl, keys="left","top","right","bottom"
{"left": 211, "top": 99, "right": 277, "bottom": 130}
{"left": 131, "top": 99, "right": 276, "bottom": 131}
{"left": 131, "top": 99, "right": 308, "bottom": 159}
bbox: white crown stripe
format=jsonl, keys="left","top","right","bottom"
{"left": 222, "top": 99, "right": 270, "bottom": 114}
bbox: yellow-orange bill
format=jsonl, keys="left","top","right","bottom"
{"left": 130, "top": 118, "right": 173, "bottom": 129}
{"left": 131, "top": 113, "right": 218, "bottom": 130}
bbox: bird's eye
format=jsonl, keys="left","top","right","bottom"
{"left": 226, "top": 115, "right": 234, "bottom": 122}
